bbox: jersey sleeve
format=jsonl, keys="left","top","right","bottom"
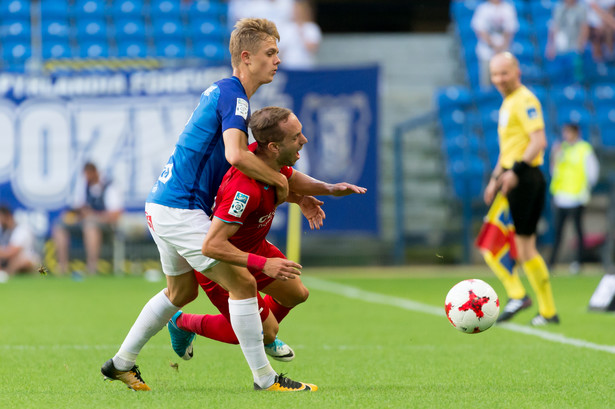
{"left": 517, "top": 95, "right": 545, "bottom": 135}
{"left": 213, "top": 178, "right": 260, "bottom": 225}
{"left": 217, "top": 84, "right": 249, "bottom": 135}
{"left": 281, "top": 166, "right": 293, "bottom": 180}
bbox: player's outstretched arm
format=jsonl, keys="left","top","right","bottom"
{"left": 288, "top": 170, "right": 367, "bottom": 197}
{"left": 223, "top": 128, "right": 289, "bottom": 205}
{"left": 202, "top": 217, "right": 301, "bottom": 280}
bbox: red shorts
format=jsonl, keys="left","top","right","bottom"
{"left": 195, "top": 241, "right": 285, "bottom": 319}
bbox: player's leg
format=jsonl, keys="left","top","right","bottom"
{"left": 5, "top": 252, "right": 36, "bottom": 275}
{"left": 548, "top": 206, "right": 568, "bottom": 268}
{"left": 82, "top": 220, "right": 102, "bottom": 274}
{"left": 570, "top": 205, "right": 585, "bottom": 274}
{"left": 52, "top": 223, "right": 70, "bottom": 275}
{"left": 102, "top": 204, "right": 215, "bottom": 391}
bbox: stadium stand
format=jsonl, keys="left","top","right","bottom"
{"left": 0, "top": 0, "right": 231, "bottom": 72}
{"left": 440, "top": 0, "right": 615, "bottom": 208}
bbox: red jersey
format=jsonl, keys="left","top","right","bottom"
{"left": 212, "top": 143, "right": 293, "bottom": 253}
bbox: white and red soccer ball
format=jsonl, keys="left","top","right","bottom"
{"left": 445, "top": 279, "right": 500, "bottom": 334}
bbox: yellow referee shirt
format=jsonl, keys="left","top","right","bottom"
{"left": 497, "top": 85, "right": 545, "bottom": 169}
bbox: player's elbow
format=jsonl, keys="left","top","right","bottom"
{"left": 201, "top": 239, "right": 217, "bottom": 259}
{"left": 225, "top": 149, "right": 245, "bottom": 168}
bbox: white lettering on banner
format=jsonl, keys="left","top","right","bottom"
{"left": 300, "top": 92, "right": 371, "bottom": 184}
{"left": 0, "top": 101, "right": 16, "bottom": 182}
{"left": 12, "top": 101, "right": 72, "bottom": 209}
{"left": 2, "top": 96, "right": 195, "bottom": 211}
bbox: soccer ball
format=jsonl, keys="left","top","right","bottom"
{"left": 444, "top": 279, "right": 500, "bottom": 334}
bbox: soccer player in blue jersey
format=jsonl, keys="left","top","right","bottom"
{"left": 101, "top": 18, "right": 315, "bottom": 392}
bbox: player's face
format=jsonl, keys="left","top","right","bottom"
{"left": 249, "top": 37, "right": 280, "bottom": 85}
{"left": 490, "top": 58, "right": 519, "bottom": 96}
{"left": 277, "top": 114, "right": 307, "bottom": 167}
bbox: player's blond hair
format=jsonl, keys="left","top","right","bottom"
{"left": 229, "top": 18, "right": 280, "bottom": 69}
{"left": 249, "top": 106, "right": 292, "bottom": 147}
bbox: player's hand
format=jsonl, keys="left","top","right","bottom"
{"left": 330, "top": 183, "right": 367, "bottom": 197}
{"left": 262, "top": 257, "right": 302, "bottom": 281}
{"left": 483, "top": 178, "right": 498, "bottom": 205}
{"left": 298, "top": 195, "right": 325, "bottom": 230}
{"left": 275, "top": 176, "right": 290, "bottom": 206}
{"left": 500, "top": 170, "right": 518, "bottom": 196}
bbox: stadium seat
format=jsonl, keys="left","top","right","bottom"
{"left": 40, "top": 0, "right": 69, "bottom": 19}
{"left": 439, "top": 108, "right": 467, "bottom": 134}
{"left": 190, "top": 41, "right": 228, "bottom": 63}
{"left": 42, "top": 18, "right": 70, "bottom": 41}
{"left": 76, "top": 19, "right": 108, "bottom": 41}
{"left": 0, "top": 19, "right": 31, "bottom": 41}
{"left": 42, "top": 40, "right": 73, "bottom": 59}
{"left": 0, "top": 0, "right": 30, "bottom": 18}
{"left": 550, "top": 85, "right": 587, "bottom": 110}
{"left": 185, "top": 0, "right": 229, "bottom": 21}
{"left": 79, "top": 40, "right": 110, "bottom": 58}
{"left": 450, "top": 0, "right": 479, "bottom": 25}
{"left": 117, "top": 39, "right": 149, "bottom": 58}
{"left": 151, "top": 18, "right": 184, "bottom": 40}
{"left": 110, "top": 0, "right": 144, "bottom": 17}
{"left": 71, "top": 0, "right": 106, "bottom": 19}
{"left": 150, "top": 0, "right": 181, "bottom": 19}
{"left": 2, "top": 41, "right": 31, "bottom": 62}
{"left": 155, "top": 39, "right": 187, "bottom": 58}
{"left": 590, "top": 84, "right": 615, "bottom": 105}
{"left": 435, "top": 86, "right": 472, "bottom": 111}
{"left": 114, "top": 18, "right": 147, "bottom": 40}
{"left": 510, "top": 38, "right": 536, "bottom": 64}
{"left": 189, "top": 18, "right": 228, "bottom": 42}
{"left": 598, "top": 123, "right": 615, "bottom": 147}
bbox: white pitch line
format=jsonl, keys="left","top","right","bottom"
{"left": 304, "top": 276, "right": 615, "bottom": 355}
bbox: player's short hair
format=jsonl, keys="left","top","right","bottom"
{"left": 249, "top": 106, "right": 292, "bottom": 147}
{"left": 0, "top": 205, "right": 12, "bottom": 217}
{"left": 83, "top": 162, "right": 97, "bottom": 172}
{"left": 229, "top": 18, "right": 279, "bottom": 69}
{"left": 563, "top": 123, "right": 580, "bottom": 133}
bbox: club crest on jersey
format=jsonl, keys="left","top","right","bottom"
{"left": 527, "top": 106, "right": 538, "bottom": 119}
{"left": 158, "top": 163, "right": 173, "bottom": 183}
{"left": 229, "top": 192, "right": 249, "bottom": 217}
{"left": 235, "top": 98, "right": 248, "bottom": 120}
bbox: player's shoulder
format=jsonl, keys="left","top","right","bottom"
{"left": 222, "top": 167, "right": 262, "bottom": 196}
{"left": 512, "top": 86, "right": 541, "bottom": 108}
{"left": 216, "top": 76, "right": 247, "bottom": 98}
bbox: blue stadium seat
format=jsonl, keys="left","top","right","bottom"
{"left": 114, "top": 18, "right": 147, "bottom": 39}
{"left": 0, "top": 0, "right": 30, "bottom": 18}
{"left": 530, "top": 0, "right": 556, "bottom": 20}
{"left": 186, "top": 0, "right": 229, "bottom": 21}
{"left": 191, "top": 41, "right": 228, "bottom": 63}
{"left": 42, "top": 39, "right": 73, "bottom": 59}
{"left": 42, "top": 18, "right": 70, "bottom": 41}
{"left": 151, "top": 18, "right": 184, "bottom": 40}
{"left": 189, "top": 18, "right": 228, "bottom": 42}
{"left": 510, "top": 38, "right": 536, "bottom": 64}
{"left": 155, "top": 39, "right": 186, "bottom": 58}
{"left": 117, "top": 39, "right": 149, "bottom": 58}
{"left": 591, "top": 84, "right": 615, "bottom": 103}
{"left": 150, "top": 0, "right": 181, "bottom": 19}
{"left": 550, "top": 85, "right": 587, "bottom": 110}
{"left": 450, "top": 0, "right": 480, "bottom": 24}
{"left": 449, "top": 155, "right": 486, "bottom": 199}
{"left": 595, "top": 105, "right": 615, "bottom": 126}
{"left": 598, "top": 123, "right": 615, "bottom": 147}
{"left": 435, "top": 86, "right": 472, "bottom": 111}
{"left": 0, "top": 19, "right": 31, "bottom": 41}
{"left": 111, "top": 0, "right": 144, "bottom": 17}
{"left": 2, "top": 41, "right": 31, "bottom": 61}
{"left": 40, "top": 0, "right": 69, "bottom": 19}
{"left": 79, "top": 40, "right": 110, "bottom": 58}
{"left": 439, "top": 108, "right": 467, "bottom": 133}
{"left": 71, "top": 0, "right": 106, "bottom": 19}
{"left": 76, "top": 19, "right": 108, "bottom": 41}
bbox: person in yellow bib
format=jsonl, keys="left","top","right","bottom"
{"left": 483, "top": 52, "right": 559, "bottom": 326}
{"left": 548, "top": 123, "right": 599, "bottom": 274}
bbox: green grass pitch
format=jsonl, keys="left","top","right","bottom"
{"left": 1, "top": 265, "right": 614, "bottom": 409}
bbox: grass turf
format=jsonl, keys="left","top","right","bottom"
{"left": 1, "top": 265, "right": 614, "bottom": 408}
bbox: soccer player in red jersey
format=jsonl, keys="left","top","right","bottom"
{"left": 168, "top": 106, "right": 367, "bottom": 390}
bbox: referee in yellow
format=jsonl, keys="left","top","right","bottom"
{"left": 484, "top": 52, "right": 559, "bottom": 326}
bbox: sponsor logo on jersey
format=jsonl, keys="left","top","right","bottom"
{"left": 499, "top": 109, "right": 509, "bottom": 127}
{"left": 229, "top": 192, "right": 249, "bottom": 217}
{"left": 158, "top": 163, "right": 173, "bottom": 183}
{"left": 258, "top": 211, "right": 275, "bottom": 227}
{"left": 235, "top": 98, "right": 248, "bottom": 120}
{"left": 526, "top": 106, "right": 537, "bottom": 119}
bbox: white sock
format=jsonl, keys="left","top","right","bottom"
{"left": 228, "top": 297, "right": 276, "bottom": 388}
{"left": 113, "top": 289, "right": 179, "bottom": 371}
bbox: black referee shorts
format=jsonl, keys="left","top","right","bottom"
{"left": 506, "top": 166, "right": 546, "bottom": 236}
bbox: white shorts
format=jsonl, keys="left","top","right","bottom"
{"left": 144, "top": 202, "right": 219, "bottom": 276}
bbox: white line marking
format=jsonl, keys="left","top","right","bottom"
{"left": 304, "top": 276, "right": 615, "bottom": 355}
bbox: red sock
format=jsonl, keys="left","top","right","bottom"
{"left": 177, "top": 312, "right": 238, "bottom": 344}
{"left": 264, "top": 294, "right": 292, "bottom": 323}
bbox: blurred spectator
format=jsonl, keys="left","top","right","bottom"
{"left": 228, "top": 0, "right": 294, "bottom": 27}
{"left": 471, "top": 0, "right": 519, "bottom": 87}
{"left": 52, "top": 162, "right": 123, "bottom": 275}
{"left": 278, "top": 0, "right": 322, "bottom": 69}
{"left": 546, "top": 0, "right": 589, "bottom": 60}
{"left": 548, "top": 123, "right": 599, "bottom": 274}
{"left": 0, "top": 206, "right": 40, "bottom": 282}
{"left": 585, "top": 0, "right": 615, "bottom": 60}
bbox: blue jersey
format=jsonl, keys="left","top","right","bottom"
{"left": 147, "top": 76, "right": 250, "bottom": 215}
